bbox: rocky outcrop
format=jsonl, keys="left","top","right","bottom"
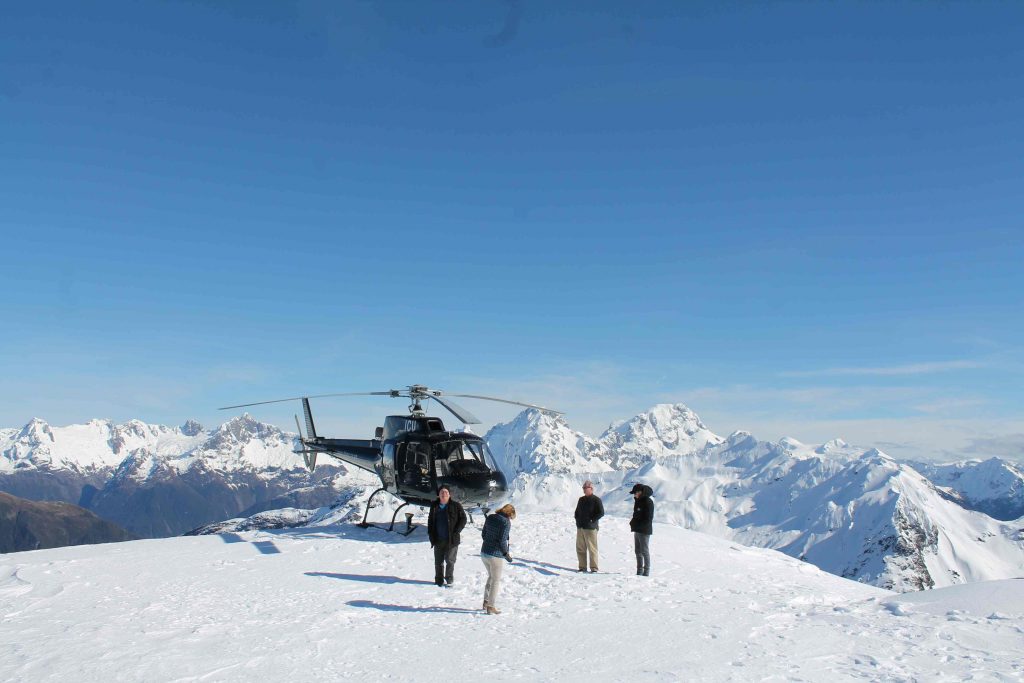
{"left": 0, "top": 491, "right": 136, "bottom": 553}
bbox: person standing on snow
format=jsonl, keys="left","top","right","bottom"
{"left": 427, "top": 485, "right": 467, "bottom": 587}
{"left": 480, "top": 503, "right": 516, "bottom": 615}
{"left": 574, "top": 479, "right": 604, "bottom": 572}
{"left": 629, "top": 483, "right": 654, "bottom": 576}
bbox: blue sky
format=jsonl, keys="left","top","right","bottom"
{"left": 2, "top": 1, "right": 1022, "bottom": 461}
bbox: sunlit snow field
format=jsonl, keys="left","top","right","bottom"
{"left": 2, "top": 512, "right": 1022, "bottom": 682}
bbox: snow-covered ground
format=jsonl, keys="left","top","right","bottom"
{"left": 2, "top": 512, "right": 1022, "bottom": 682}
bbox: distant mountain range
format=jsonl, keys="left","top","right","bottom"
{"left": 3, "top": 406, "right": 1023, "bottom": 592}
{"left": 0, "top": 415, "right": 354, "bottom": 538}
{"left": 485, "top": 404, "right": 1024, "bottom": 592}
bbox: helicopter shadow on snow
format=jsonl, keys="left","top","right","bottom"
{"left": 256, "top": 522, "right": 429, "bottom": 545}
{"left": 305, "top": 571, "right": 436, "bottom": 586}
{"left": 460, "top": 554, "right": 570, "bottom": 577}
{"left": 509, "top": 557, "right": 576, "bottom": 576}
{"left": 346, "top": 599, "right": 479, "bottom": 615}
{"left": 218, "top": 532, "right": 282, "bottom": 555}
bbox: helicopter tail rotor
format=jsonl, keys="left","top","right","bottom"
{"left": 294, "top": 403, "right": 318, "bottom": 472}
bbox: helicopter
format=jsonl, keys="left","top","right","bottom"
{"left": 219, "top": 385, "right": 560, "bottom": 532}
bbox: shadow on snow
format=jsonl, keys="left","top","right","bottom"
{"left": 219, "top": 532, "right": 281, "bottom": 554}
{"left": 305, "top": 571, "right": 435, "bottom": 586}
{"left": 347, "top": 599, "right": 479, "bottom": 614}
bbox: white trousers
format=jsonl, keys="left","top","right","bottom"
{"left": 481, "top": 555, "right": 505, "bottom": 606}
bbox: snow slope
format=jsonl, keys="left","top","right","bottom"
{"left": 1, "top": 512, "right": 1021, "bottom": 682}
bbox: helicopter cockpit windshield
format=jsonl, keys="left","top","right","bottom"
{"left": 434, "top": 440, "right": 494, "bottom": 476}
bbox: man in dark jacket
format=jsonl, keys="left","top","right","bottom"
{"left": 427, "top": 485, "right": 468, "bottom": 587}
{"left": 628, "top": 483, "right": 654, "bottom": 576}
{"left": 574, "top": 479, "right": 604, "bottom": 572}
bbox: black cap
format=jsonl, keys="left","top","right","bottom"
{"left": 628, "top": 483, "right": 644, "bottom": 495}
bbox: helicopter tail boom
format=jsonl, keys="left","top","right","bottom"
{"left": 307, "top": 439, "right": 381, "bottom": 473}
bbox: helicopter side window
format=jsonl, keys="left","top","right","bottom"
{"left": 434, "top": 451, "right": 449, "bottom": 478}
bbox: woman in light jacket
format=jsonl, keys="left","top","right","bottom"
{"left": 479, "top": 503, "right": 516, "bottom": 615}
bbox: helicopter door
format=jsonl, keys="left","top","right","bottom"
{"left": 397, "top": 441, "right": 433, "bottom": 494}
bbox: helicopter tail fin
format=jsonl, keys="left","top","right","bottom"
{"left": 294, "top": 398, "right": 318, "bottom": 472}
{"left": 302, "top": 397, "right": 318, "bottom": 440}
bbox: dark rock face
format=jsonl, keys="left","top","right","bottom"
{"left": 0, "top": 470, "right": 110, "bottom": 508}
{"left": 0, "top": 466, "right": 346, "bottom": 539}
{"left": 0, "top": 491, "right": 136, "bottom": 553}
{"left": 882, "top": 506, "right": 938, "bottom": 591}
{"left": 86, "top": 464, "right": 346, "bottom": 538}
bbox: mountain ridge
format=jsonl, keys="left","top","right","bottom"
{"left": 3, "top": 405, "right": 1023, "bottom": 591}
{"left": 483, "top": 404, "right": 1024, "bottom": 591}
{"left": 0, "top": 414, "right": 348, "bottom": 538}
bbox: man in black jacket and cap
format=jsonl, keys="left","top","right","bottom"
{"left": 574, "top": 480, "right": 604, "bottom": 572}
{"left": 427, "top": 485, "right": 468, "bottom": 587}
{"left": 629, "top": 483, "right": 654, "bottom": 576}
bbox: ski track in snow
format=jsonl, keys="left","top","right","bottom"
{"left": 2, "top": 513, "right": 1022, "bottom": 682}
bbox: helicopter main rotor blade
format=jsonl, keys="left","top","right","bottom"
{"left": 428, "top": 394, "right": 481, "bottom": 425}
{"left": 218, "top": 392, "right": 394, "bottom": 410}
{"left": 446, "top": 393, "right": 563, "bottom": 416}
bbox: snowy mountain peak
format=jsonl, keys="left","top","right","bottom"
{"left": 816, "top": 438, "right": 849, "bottom": 454}
{"left": 722, "top": 430, "right": 758, "bottom": 449}
{"left": 108, "top": 419, "right": 170, "bottom": 454}
{"left": 861, "top": 447, "right": 895, "bottom": 464}
{"left": 605, "top": 403, "right": 709, "bottom": 439}
{"left": 486, "top": 409, "right": 609, "bottom": 477}
{"left": 18, "top": 418, "right": 55, "bottom": 444}
{"left": 112, "top": 448, "right": 170, "bottom": 483}
{"left": 180, "top": 419, "right": 204, "bottom": 436}
{"left": 778, "top": 436, "right": 805, "bottom": 450}
{"left": 598, "top": 403, "right": 724, "bottom": 468}
{"left": 207, "top": 413, "right": 282, "bottom": 449}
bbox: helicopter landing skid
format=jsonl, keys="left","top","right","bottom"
{"left": 357, "top": 488, "right": 420, "bottom": 535}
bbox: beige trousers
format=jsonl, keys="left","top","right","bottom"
{"left": 576, "top": 528, "right": 599, "bottom": 571}
{"left": 481, "top": 555, "right": 505, "bottom": 606}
